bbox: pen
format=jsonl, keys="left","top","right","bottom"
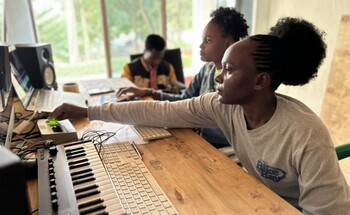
{"left": 131, "top": 141, "right": 142, "bottom": 160}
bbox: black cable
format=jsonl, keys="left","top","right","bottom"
{"left": 16, "top": 140, "right": 51, "bottom": 159}
{"left": 81, "top": 129, "right": 118, "bottom": 153}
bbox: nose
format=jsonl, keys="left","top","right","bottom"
{"left": 199, "top": 41, "right": 204, "bottom": 49}
{"left": 215, "top": 70, "right": 223, "bottom": 84}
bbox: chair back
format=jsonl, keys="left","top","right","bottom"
{"left": 336, "top": 143, "right": 350, "bottom": 160}
{"left": 130, "top": 48, "right": 184, "bottom": 83}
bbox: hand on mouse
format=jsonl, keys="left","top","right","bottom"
{"left": 116, "top": 87, "right": 152, "bottom": 99}
{"left": 49, "top": 103, "right": 88, "bottom": 120}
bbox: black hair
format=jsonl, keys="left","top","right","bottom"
{"left": 250, "top": 17, "right": 327, "bottom": 90}
{"left": 210, "top": 7, "right": 249, "bottom": 41}
{"left": 145, "top": 34, "right": 166, "bottom": 51}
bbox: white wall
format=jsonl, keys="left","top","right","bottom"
{"left": 253, "top": 0, "right": 350, "bottom": 115}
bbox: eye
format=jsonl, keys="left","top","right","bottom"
{"left": 204, "top": 37, "right": 212, "bottom": 43}
{"left": 223, "top": 64, "right": 232, "bottom": 74}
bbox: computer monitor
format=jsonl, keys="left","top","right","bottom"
{"left": 0, "top": 44, "right": 15, "bottom": 149}
{"left": 0, "top": 44, "right": 12, "bottom": 112}
{"left": 9, "top": 47, "right": 35, "bottom": 110}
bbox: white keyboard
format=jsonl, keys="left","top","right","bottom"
{"left": 133, "top": 126, "right": 172, "bottom": 141}
{"left": 100, "top": 142, "right": 178, "bottom": 215}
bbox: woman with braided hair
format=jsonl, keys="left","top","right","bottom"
{"left": 51, "top": 17, "right": 350, "bottom": 214}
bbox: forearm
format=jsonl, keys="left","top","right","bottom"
{"left": 87, "top": 96, "right": 217, "bottom": 128}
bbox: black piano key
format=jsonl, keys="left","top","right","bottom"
{"left": 80, "top": 204, "right": 106, "bottom": 215}
{"left": 71, "top": 168, "right": 92, "bottom": 176}
{"left": 65, "top": 147, "right": 84, "bottom": 153}
{"left": 69, "top": 162, "right": 90, "bottom": 170}
{"left": 71, "top": 172, "right": 94, "bottom": 181}
{"left": 73, "top": 176, "right": 95, "bottom": 185}
{"left": 78, "top": 198, "right": 104, "bottom": 209}
{"left": 66, "top": 149, "right": 85, "bottom": 156}
{"left": 76, "top": 189, "right": 101, "bottom": 200}
{"left": 94, "top": 212, "right": 109, "bottom": 215}
{"left": 66, "top": 152, "right": 87, "bottom": 160}
{"left": 68, "top": 158, "right": 88, "bottom": 165}
{"left": 75, "top": 184, "right": 99, "bottom": 194}
{"left": 63, "top": 139, "right": 91, "bottom": 147}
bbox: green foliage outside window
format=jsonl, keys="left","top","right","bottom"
{"left": 32, "top": 0, "right": 192, "bottom": 81}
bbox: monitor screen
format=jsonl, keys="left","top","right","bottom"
{"left": 0, "top": 44, "right": 14, "bottom": 149}
{"left": 9, "top": 47, "right": 34, "bottom": 109}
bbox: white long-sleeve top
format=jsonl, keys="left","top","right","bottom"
{"left": 88, "top": 92, "right": 350, "bottom": 214}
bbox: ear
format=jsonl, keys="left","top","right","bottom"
{"left": 254, "top": 72, "right": 271, "bottom": 90}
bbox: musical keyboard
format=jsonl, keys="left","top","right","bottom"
{"left": 37, "top": 140, "right": 178, "bottom": 215}
{"left": 37, "top": 140, "right": 126, "bottom": 215}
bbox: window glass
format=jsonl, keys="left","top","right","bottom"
{"left": 166, "top": 0, "right": 193, "bottom": 78}
{"left": 106, "top": 0, "right": 193, "bottom": 78}
{"left": 31, "top": 0, "right": 106, "bottom": 83}
{"left": 105, "top": 0, "right": 162, "bottom": 77}
{"left": 0, "top": 0, "right": 3, "bottom": 41}
{"left": 31, "top": 0, "right": 193, "bottom": 83}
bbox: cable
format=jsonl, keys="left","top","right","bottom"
{"left": 80, "top": 129, "right": 119, "bottom": 153}
{"left": 13, "top": 111, "right": 38, "bottom": 135}
{"left": 15, "top": 139, "right": 52, "bottom": 159}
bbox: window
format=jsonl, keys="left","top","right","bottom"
{"left": 31, "top": 0, "right": 106, "bottom": 82}
{"left": 31, "top": 0, "right": 193, "bottom": 84}
{"left": 0, "top": 0, "right": 3, "bottom": 40}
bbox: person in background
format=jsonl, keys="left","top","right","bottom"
{"left": 121, "top": 34, "right": 184, "bottom": 92}
{"left": 50, "top": 17, "right": 350, "bottom": 214}
{"left": 117, "top": 7, "right": 249, "bottom": 149}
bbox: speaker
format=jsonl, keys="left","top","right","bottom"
{"left": 15, "top": 43, "right": 58, "bottom": 90}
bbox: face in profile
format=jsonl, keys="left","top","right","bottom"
{"left": 200, "top": 22, "right": 234, "bottom": 65}
{"left": 216, "top": 38, "right": 260, "bottom": 105}
{"left": 144, "top": 49, "right": 165, "bottom": 68}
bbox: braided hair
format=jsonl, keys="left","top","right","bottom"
{"left": 250, "top": 17, "right": 327, "bottom": 90}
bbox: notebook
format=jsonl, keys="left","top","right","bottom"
{"left": 9, "top": 49, "right": 87, "bottom": 113}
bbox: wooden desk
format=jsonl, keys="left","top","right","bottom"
{"left": 27, "top": 120, "right": 301, "bottom": 215}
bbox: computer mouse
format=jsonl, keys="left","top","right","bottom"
{"left": 116, "top": 93, "right": 136, "bottom": 102}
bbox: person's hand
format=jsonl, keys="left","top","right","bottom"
{"left": 116, "top": 87, "right": 152, "bottom": 99}
{"left": 49, "top": 103, "right": 88, "bottom": 120}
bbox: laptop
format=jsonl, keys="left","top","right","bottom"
{"left": 9, "top": 48, "right": 87, "bottom": 113}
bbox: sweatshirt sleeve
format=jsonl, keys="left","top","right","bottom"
{"left": 298, "top": 144, "right": 350, "bottom": 214}
{"left": 160, "top": 64, "right": 206, "bottom": 101}
{"left": 88, "top": 92, "right": 222, "bottom": 129}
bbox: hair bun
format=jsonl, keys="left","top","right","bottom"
{"left": 269, "top": 17, "right": 327, "bottom": 87}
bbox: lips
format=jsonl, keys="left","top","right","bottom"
{"left": 217, "top": 87, "right": 223, "bottom": 95}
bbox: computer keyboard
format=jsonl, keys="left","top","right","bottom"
{"left": 133, "top": 126, "right": 172, "bottom": 141}
{"left": 79, "top": 78, "right": 134, "bottom": 95}
{"left": 33, "top": 90, "right": 56, "bottom": 110}
{"left": 100, "top": 142, "right": 178, "bottom": 215}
